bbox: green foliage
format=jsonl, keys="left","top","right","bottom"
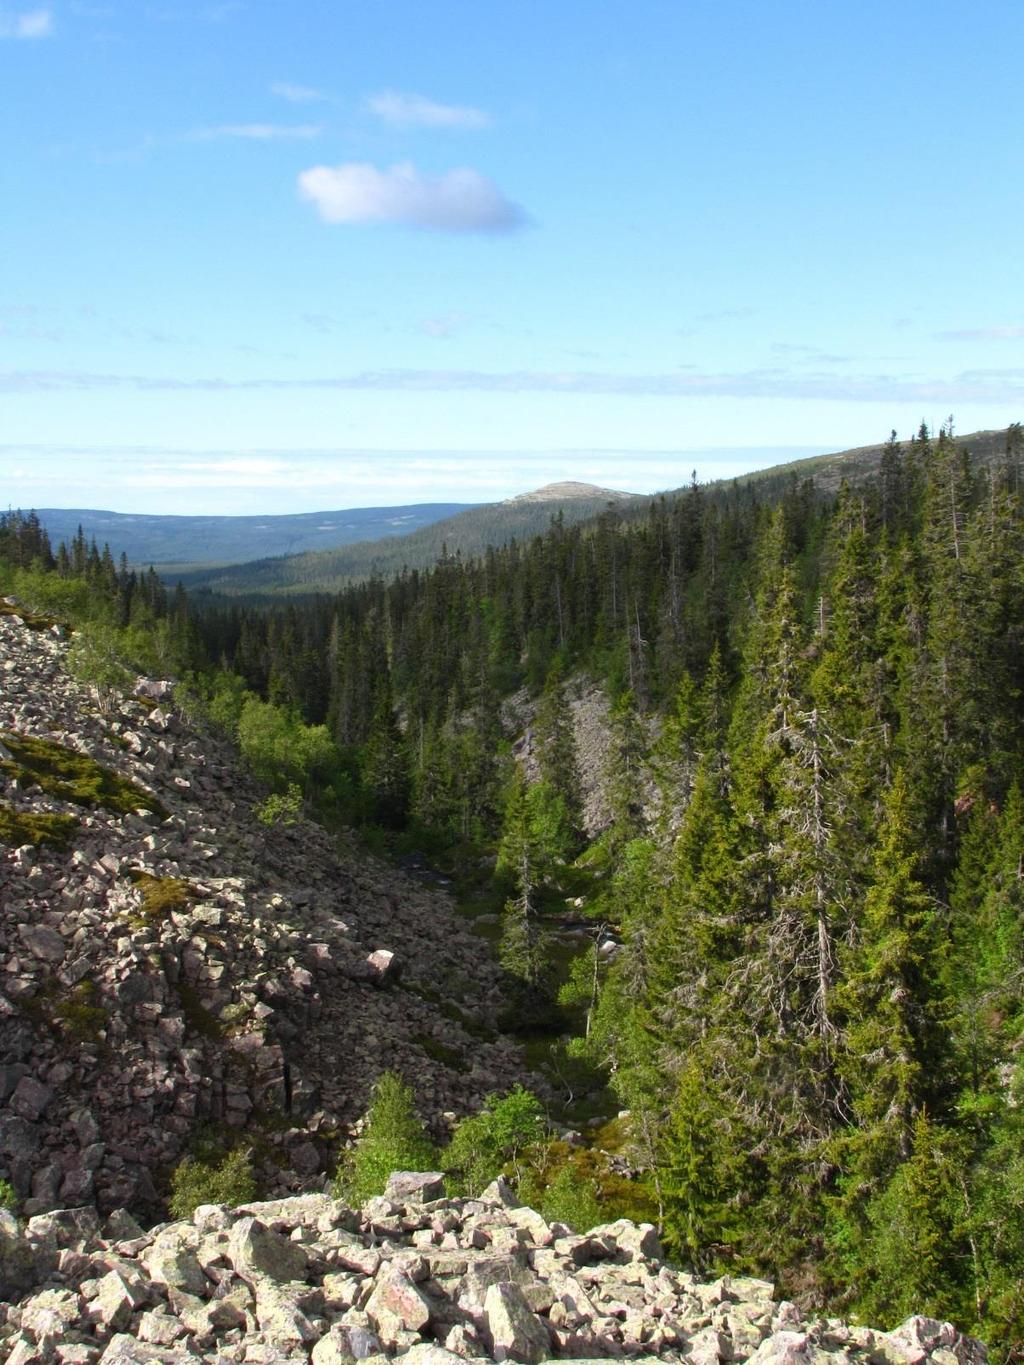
{"left": 533, "top": 1162, "right": 603, "bottom": 1232}
{"left": 237, "top": 696, "right": 338, "bottom": 795}
{"left": 168, "top": 1147, "right": 256, "bottom": 1221}
{"left": 847, "top": 1112, "right": 971, "bottom": 1328}
{"left": 0, "top": 803, "right": 78, "bottom": 849}
{"left": 442, "top": 1086, "right": 545, "bottom": 1194}
{"left": 336, "top": 1072, "right": 437, "bottom": 1205}
{"left": 0, "top": 1180, "right": 18, "bottom": 1214}
{"left": 255, "top": 783, "right": 303, "bottom": 827}
{"left": 0, "top": 731, "right": 167, "bottom": 818}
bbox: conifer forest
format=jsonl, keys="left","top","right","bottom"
{"left": 3, "top": 422, "right": 1023, "bottom": 1354}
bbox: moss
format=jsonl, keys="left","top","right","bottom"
{"left": 0, "top": 732, "right": 168, "bottom": 819}
{"left": 412, "top": 1032, "right": 464, "bottom": 1068}
{"left": 521, "top": 1137, "right": 659, "bottom": 1227}
{"left": 54, "top": 981, "right": 108, "bottom": 1042}
{"left": 0, "top": 803, "right": 78, "bottom": 849}
{"left": 128, "top": 870, "right": 196, "bottom": 921}
{"left": 178, "top": 982, "right": 224, "bottom": 1039}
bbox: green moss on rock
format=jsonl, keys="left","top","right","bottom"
{"left": 0, "top": 731, "right": 168, "bottom": 819}
{"left": 0, "top": 803, "right": 78, "bottom": 849}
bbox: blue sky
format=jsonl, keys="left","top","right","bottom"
{"left": 3, "top": 0, "right": 1023, "bottom": 513}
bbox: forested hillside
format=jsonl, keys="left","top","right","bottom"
{"left": 176, "top": 482, "right": 639, "bottom": 598}
{"left": 2, "top": 420, "right": 1023, "bottom": 1356}
{"left": 27, "top": 500, "right": 476, "bottom": 568}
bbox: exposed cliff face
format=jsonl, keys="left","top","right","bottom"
{"left": 0, "top": 1178, "right": 988, "bottom": 1365}
{"left": 0, "top": 606, "right": 527, "bottom": 1219}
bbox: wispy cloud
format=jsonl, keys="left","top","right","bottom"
{"left": 272, "top": 80, "right": 331, "bottom": 105}
{"left": 0, "top": 6, "right": 53, "bottom": 37}
{"left": 190, "top": 122, "right": 322, "bottom": 142}
{"left": 366, "top": 90, "right": 490, "bottom": 131}
{"left": 420, "top": 311, "right": 471, "bottom": 339}
{"left": 5, "top": 364, "right": 1024, "bottom": 403}
{"left": 936, "top": 324, "right": 1024, "bottom": 342}
{"left": 298, "top": 161, "right": 526, "bottom": 233}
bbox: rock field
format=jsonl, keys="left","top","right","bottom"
{"left": 0, "top": 607, "right": 526, "bottom": 1218}
{"left": 0, "top": 1174, "right": 986, "bottom": 1365}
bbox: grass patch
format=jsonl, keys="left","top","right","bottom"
{"left": 178, "top": 982, "right": 224, "bottom": 1039}
{"left": 0, "top": 599, "right": 60, "bottom": 631}
{"left": 412, "top": 1032, "right": 464, "bottom": 1068}
{"left": 54, "top": 980, "right": 108, "bottom": 1042}
{"left": 128, "top": 870, "right": 196, "bottom": 921}
{"left": 0, "top": 732, "right": 168, "bottom": 819}
{"left": 0, "top": 803, "right": 78, "bottom": 849}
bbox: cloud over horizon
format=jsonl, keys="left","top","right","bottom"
{"left": 0, "top": 6, "right": 52, "bottom": 37}
{"left": 366, "top": 90, "right": 490, "bottom": 130}
{"left": 297, "top": 161, "right": 526, "bottom": 232}
{"left": 5, "top": 364, "right": 1024, "bottom": 404}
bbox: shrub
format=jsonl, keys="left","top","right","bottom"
{"left": 255, "top": 784, "right": 303, "bottom": 828}
{"left": 0, "top": 1179, "right": 18, "bottom": 1214}
{"left": 442, "top": 1086, "right": 545, "bottom": 1195}
{"left": 531, "top": 1161, "right": 602, "bottom": 1232}
{"left": 168, "top": 1148, "right": 256, "bottom": 1221}
{"left": 336, "top": 1071, "right": 436, "bottom": 1204}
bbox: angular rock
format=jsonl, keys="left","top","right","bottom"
{"left": 227, "top": 1215, "right": 309, "bottom": 1283}
{"left": 365, "top": 1266, "right": 432, "bottom": 1343}
{"left": 385, "top": 1171, "right": 446, "bottom": 1203}
{"left": 483, "top": 1281, "right": 551, "bottom": 1364}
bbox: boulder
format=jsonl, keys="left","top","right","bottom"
{"left": 385, "top": 1171, "right": 446, "bottom": 1203}
{"left": 227, "top": 1215, "right": 310, "bottom": 1283}
{"left": 483, "top": 1281, "right": 551, "bottom": 1364}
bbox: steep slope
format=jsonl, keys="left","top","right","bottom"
{"left": 27, "top": 504, "right": 476, "bottom": 569}
{"left": 0, "top": 1180, "right": 988, "bottom": 1364}
{"left": 175, "top": 486, "right": 639, "bottom": 599}
{"left": 0, "top": 605, "right": 528, "bottom": 1219}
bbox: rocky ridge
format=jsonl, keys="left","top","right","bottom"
{"left": 0, "top": 1174, "right": 986, "bottom": 1365}
{"left": 0, "top": 606, "right": 527, "bottom": 1218}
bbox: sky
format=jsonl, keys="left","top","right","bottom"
{"left": 2, "top": 0, "right": 1024, "bottom": 514}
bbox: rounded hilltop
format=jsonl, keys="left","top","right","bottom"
{"left": 505, "top": 481, "right": 634, "bottom": 503}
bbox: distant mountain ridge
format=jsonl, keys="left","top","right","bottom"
{"left": 171, "top": 426, "right": 1019, "bottom": 599}
{"left": 176, "top": 482, "right": 642, "bottom": 598}
{"left": 24, "top": 502, "right": 477, "bottom": 568}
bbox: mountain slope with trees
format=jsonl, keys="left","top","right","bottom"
{"left": 3, "top": 419, "right": 1023, "bottom": 1356}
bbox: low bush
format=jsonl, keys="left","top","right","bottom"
{"left": 168, "top": 1148, "right": 256, "bottom": 1221}
{"left": 335, "top": 1071, "right": 436, "bottom": 1204}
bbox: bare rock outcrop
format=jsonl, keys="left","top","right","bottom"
{"left": 0, "top": 1181, "right": 988, "bottom": 1364}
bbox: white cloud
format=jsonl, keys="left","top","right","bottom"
{"left": 298, "top": 161, "right": 526, "bottom": 233}
{"left": 191, "top": 122, "right": 322, "bottom": 141}
{"left": 366, "top": 90, "right": 490, "bottom": 130}
{"left": 272, "top": 80, "right": 330, "bottom": 104}
{"left": 0, "top": 7, "right": 53, "bottom": 37}
{"left": 6, "top": 364, "right": 1024, "bottom": 405}
{"left": 937, "top": 325, "right": 1024, "bottom": 341}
